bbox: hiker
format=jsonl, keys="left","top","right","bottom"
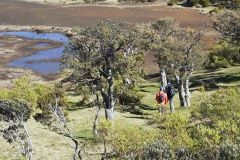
{"left": 165, "top": 82, "right": 175, "bottom": 112}
{"left": 156, "top": 86, "right": 168, "bottom": 115}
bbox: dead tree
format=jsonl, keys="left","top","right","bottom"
{"left": 0, "top": 100, "right": 33, "bottom": 160}
{"left": 49, "top": 99, "right": 82, "bottom": 160}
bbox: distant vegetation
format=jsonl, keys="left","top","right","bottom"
{"left": 0, "top": 4, "right": 240, "bottom": 160}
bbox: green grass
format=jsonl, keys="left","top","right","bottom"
{"left": 191, "top": 65, "right": 240, "bottom": 87}
{"left": 1, "top": 66, "right": 239, "bottom": 159}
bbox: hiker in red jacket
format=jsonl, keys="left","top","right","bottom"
{"left": 156, "top": 86, "right": 168, "bottom": 115}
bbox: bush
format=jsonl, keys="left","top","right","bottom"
{"left": 201, "top": 0, "right": 210, "bottom": 7}
{"left": 0, "top": 76, "right": 38, "bottom": 110}
{"left": 209, "top": 7, "right": 219, "bottom": 14}
{"left": 141, "top": 139, "right": 173, "bottom": 159}
{"left": 219, "top": 141, "right": 240, "bottom": 159}
{"left": 98, "top": 122, "right": 157, "bottom": 158}
{"left": 161, "top": 113, "right": 194, "bottom": 150}
{"left": 186, "top": 0, "right": 199, "bottom": 6}
{"left": 167, "top": 0, "right": 175, "bottom": 6}
{"left": 175, "top": 148, "right": 197, "bottom": 160}
{"left": 192, "top": 87, "right": 240, "bottom": 153}
{"left": 207, "top": 42, "right": 240, "bottom": 69}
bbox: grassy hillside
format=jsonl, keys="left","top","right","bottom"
{"left": 0, "top": 66, "right": 239, "bottom": 159}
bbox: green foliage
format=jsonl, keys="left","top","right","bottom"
{"left": 112, "top": 125, "right": 156, "bottom": 157}
{"left": 61, "top": 20, "right": 146, "bottom": 120}
{"left": 174, "top": 148, "right": 197, "bottom": 159}
{"left": 207, "top": 42, "right": 240, "bottom": 69}
{"left": 116, "top": 80, "right": 144, "bottom": 104}
{"left": 0, "top": 100, "right": 32, "bottom": 158}
{"left": 191, "top": 125, "right": 221, "bottom": 150}
{"left": 186, "top": 0, "right": 199, "bottom": 6}
{"left": 0, "top": 76, "right": 38, "bottom": 110}
{"left": 212, "top": 10, "right": 240, "bottom": 45}
{"left": 141, "top": 139, "right": 173, "bottom": 159}
{"left": 191, "top": 87, "right": 240, "bottom": 156}
{"left": 0, "top": 100, "right": 31, "bottom": 122}
{"left": 0, "top": 75, "right": 68, "bottom": 126}
{"left": 216, "top": 0, "right": 240, "bottom": 9}
{"left": 161, "top": 113, "right": 194, "bottom": 150}
{"left": 186, "top": 0, "right": 210, "bottom": 7}
{"left": 166, "top": 0, "right": 182, "bottom": 5}
{"left": 201, "top": 0, "right": 210, "bottom": 7}
{"left": 219, "top": 141, "right": 240, "bottom": 159}
{"left": 97, "top": 121, "right": 157, "bottom": 158}
{"left": 34, "top": 83, "right": 68, "bottom": 126}
{"left": 209, "top": 7, "right": 219, "bottom": 14}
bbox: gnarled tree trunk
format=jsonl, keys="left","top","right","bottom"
{"left": 175, "top": 75, "right": 187, "bottom": 107}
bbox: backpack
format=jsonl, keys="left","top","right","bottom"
{"left": 167, "top": 84, "right": 175, "bottom": 98}
{"left": 158, "top": 92, "right": 165, "bottom": 103}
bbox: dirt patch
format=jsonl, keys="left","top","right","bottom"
{"left": 0, "top": 0, "right": 221, "bottom": 88}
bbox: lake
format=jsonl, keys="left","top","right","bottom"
{"left": 0, "top": 31, "right": 69, "bottom": 74}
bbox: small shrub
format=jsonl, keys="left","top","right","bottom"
{"left": 175, "top": 148, "right": 197, "bottom": 160}
{"left": 207, "top": 42, "right": 240, "bottom": 69}
{"left": 118, "top": 90, "right": 143, "bottom": 104}
{"left": 209, "top": 7, "right": 219, "bottom": 14}
{"left": 141, "top": 139, "right": 173, "bottom": 159}
{"left": 201, "top": 0, "right": 210, "bottom": 7}
{"left": 219, "top": 141, "right": 240, "bottom": 159}
{"left": 167, "top": 1, "right": 175, "bottom": 6}
{"left": 106, "top": 123, "right": 157, "bottom": 157}
{"left": 161, "top": 113, "right": 194, "bottom": 150}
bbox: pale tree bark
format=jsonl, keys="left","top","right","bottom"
{"left": 105, "top": 107, "right": 114, "bottom": 122}
{"left": 175, "top": 75, "right": 187, "bottom": 107}
{"left": 49, "top": 100, "right": 82, "bottom": 160}
{"left": 184, "top": 69, "right": 193, "bottom": 107}
{"left": 98, "top": 57, "right": 116, "bottom": 122}
{"left": 99, "top": 78, "right": 115, "bottom": 122}
{"left": 0, "top": 99, "right": 33, "bottom": 160}
{"left": 184, "top": 78, "right": 191, "bottom": 107}
{"left": 0, "top": 114, "right": 33, "bottom": 160}
{"left": 93, "top": 95, "right": 102, "bottom": 135}
{"left": 160, "top": 68, "right": 168, "bottom": 89}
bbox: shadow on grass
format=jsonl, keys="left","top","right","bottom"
{"left": 191, "top": 67, "right": 240, "bottom": 90}
{"left": 56, "top": 129, "right": 95, "bottom": 141}
{"left": 140, "top": 84, "right": 160, "bottom": 92}
{"left": 66, "top": 101, "right": 93, "bottom": 111}
{"left": 117, "top": 104, "right": 157, "bottom": 118}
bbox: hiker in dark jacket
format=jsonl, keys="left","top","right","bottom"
{"left": 165, "top": 82, "right": 175, "bottom": 113}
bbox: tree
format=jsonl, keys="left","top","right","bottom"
{"left": 150, "top": 18, "right": 207, "bottom": 107}
{"left": 48, "top": 99, "right": 82, "bottom": 160}
{"left": 61, "top": 20, "right": 145, "bottom": 122}
{"left": 0, "top": 100, "right": 32, "bottom": 160}
{"left": 151, "top": 18, "right": 180, "bottom": 88}
{"left": 212, "top": 9, "right": 240, "bottom": 45}
{"left": 217, "top": 0, "right": 240, "bottom": 9}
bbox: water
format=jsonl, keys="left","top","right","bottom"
{"left": 0, "top": 31, "right": 69, "bottom": 74}
{"left": 0, "top": 31, "right": 69, "bottom": 43}
{"left": 31, "top": 43, "right": 51, "bottom": 48}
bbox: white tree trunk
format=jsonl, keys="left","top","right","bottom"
{"left": 184, "top": 79, "right": 191, "bottom": 107}
{"left": 184, "top": 70, "right": 193, "bottom": 107}
{"left": 105, "top": 107, "right": 114, "bottom": 122}
{"left": 175, "top": 75, "right": 187, "bottom": 107}
{"left": 160, "top": 69, "right": 168, "bottom": 89}
{"left": 93, "top": 105, "right": 101, "bottom": 135}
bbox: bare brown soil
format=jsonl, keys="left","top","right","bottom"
{"left": 0, "top": 0, "right": 221, "bottom": 88}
